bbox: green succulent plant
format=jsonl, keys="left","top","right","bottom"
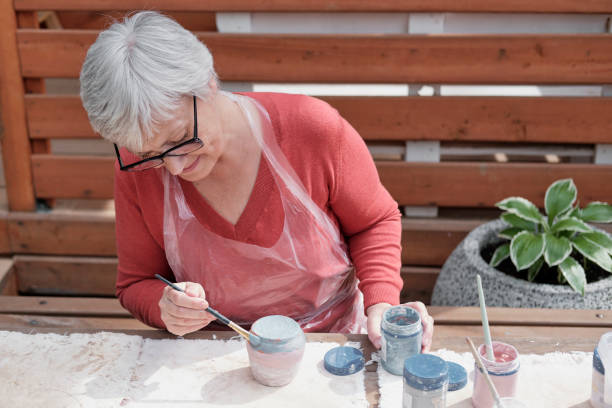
{"left": 490, "top": 178, "right": 612, "bottom": 295}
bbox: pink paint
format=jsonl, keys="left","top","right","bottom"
{"left": 246, "top": 315, "right": 306, "bottom": 387}
{"left": 247, "top": 344, "right": 305, "bottom": 387}
{"left": 472, "top": 341, "right": 520, "bottom": 408}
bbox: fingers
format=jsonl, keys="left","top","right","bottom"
{"left": 366, "top": 303, "right": 392, "bottom": 349}
{"left": 165, "top": 283, "right": 209, "bottom": 310}
{"left": 405, "top": 301, "right": 435, "bottom": 353}
{"left": 158, "top": 281, "right": 215, "bottom": 336}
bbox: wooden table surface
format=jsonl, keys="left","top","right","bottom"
{"left": 2, "top": 305, "right": 611, "bottom": 407}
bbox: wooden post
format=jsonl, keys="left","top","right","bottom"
{"left": 17, "top": 11, "right": 51, "bottom": 156}
{"left": 0, "top": 0, "right": 36, "bottom": 211}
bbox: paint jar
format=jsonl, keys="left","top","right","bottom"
{"left": 472, "top": 341, "right": 520, "bottom": 408}
{"left": 380, "top": 305, "right": 422, "bottom": 375}
{"left": 591, "top": 332, "right": 612, "bottom": 408}
{"left": 246, "top": 315, "right": 306, "bottom": 387}
{"left": 402, "top": 354, "right": 448, "bottom": 408}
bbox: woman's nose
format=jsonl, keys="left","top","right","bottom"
{"left": 164, "top": 155, "right": 187, "bottom": 175}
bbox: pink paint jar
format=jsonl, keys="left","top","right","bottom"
{"left": 472, "top": 341, "right": 520, "bottom": 408}
{"left": 246, "top": 315, "right": 306, "bottom": 387}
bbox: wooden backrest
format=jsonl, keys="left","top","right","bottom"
{"left": 2, "top": 1, "right": 612, "bottom": 303}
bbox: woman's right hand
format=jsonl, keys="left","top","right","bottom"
{"left": 158, "top": 281, "right": 216, "bottom": 336}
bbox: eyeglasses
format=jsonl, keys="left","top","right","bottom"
{"left": 114, "top": 95, "right": 203, "bottom": 171}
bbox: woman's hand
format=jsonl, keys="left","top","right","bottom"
{"left": 366, "top": 301, "right": 434, "bottom": 352}
{"left": 158, "top": 281, "right": 216, "bottom": 336}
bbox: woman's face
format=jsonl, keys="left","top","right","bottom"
{"left": 136, "top": 94, "right": 225, "bottom": 183}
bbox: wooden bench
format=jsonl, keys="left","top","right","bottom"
{"left": 1, "top": 1, "right": 612, "bottom": 324}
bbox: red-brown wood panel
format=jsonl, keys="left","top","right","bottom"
{"left": 17, "top": 30, "right": 612, "bottom": 84}
{"left": 8, "top": 211, "right": 117, "bottom": 255}
{"left": 32, "top": 155, "right": 114, "bottom": 199}
{"left": 55, "top": 11, "right": 216, "bottom": 31}
{"left": 0, "top": 3, "right": 36, "bottom": 211}
{"left": 378, "top": 162, "right": 612, "bottom": 207}
{"left": 13, "top": 0, "right": 612, "bottom": 13}
{"left": 31, "top": 156, "right": 612, "bottom": 208}
{"left": 26, "top": 94, "right": 612, "bottom": 144}
{"left": 13, "top": 255, "right": 117, "bottom": 296}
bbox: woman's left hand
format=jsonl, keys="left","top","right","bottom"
{"left": 366, "top": 301, "right": 434, "bottom": 352}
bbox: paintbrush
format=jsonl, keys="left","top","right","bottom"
{"left": 155, "top": 274, "right": 257, "bottom": 343}
{"left": 477, "top": 274, "right": 495, "bottom": 361}
{"left": 466, "top": 336, "right": 505, "bottom": 408}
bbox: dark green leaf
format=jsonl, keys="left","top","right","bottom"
{"left": 499, "top": 227, "right": 522, "bottom": 240}
{"left": 510, "top": 231, "right": 545, "bottom": 270}
{"left": 543, "top": 233, "right": 572, "bottom": 266}
{"left": 545, "top": 179, "right": 576, "bottom": 225}
{"left": 581, "top": 202, "right": 612, "bottom": 223}
{"left": 582, "top": 231, "right": 612, "bottom": 254}
{"left": 490, "top": 243, "right": 510, "bottom": 267}
{"left": 527, "top": 257, "right": 544, "bottom": 282}
{"left": 551, "top": 217, "right": 592, "bottom": 234}
{"left": 572, "top": 235, "right": 612, "bottom": 272}
{"left": 501, "top": 213, "right": 537, "bottom": 231}
{"left": 558, "top": 257, "right": 586, "bottom": 296}
{"left": 496, "top": 197, "right": 544, "bottom": 224}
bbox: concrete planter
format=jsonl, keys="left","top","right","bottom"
{"left": 431, "top": 219, "right": 612, "bottom": 309}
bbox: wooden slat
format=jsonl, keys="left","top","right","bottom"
{"left": 13, "top": 0, "right": 612, "bottom": 13}
{"left": 32, "top": 155, "right": 114, "bottom": 199}
{"left": 8, "top": 211, "right": 116, "bottom": 255}
{"left": 56, "top": 11, "right": 217, "bottom": 31}
{"left": 31, "top": 156, "right": 612, "bottom": 207}
{"left": 8, "top": 211, "right": 611, "bottom": 262}
{"left": 0, "top": 316, "right": 607, "bottom": 350}
{"left": 378, "top": 162, "right": 612, "bottom": 207}
{"left": 402, "top": 218, "right": 481, "bottom": 266}
{"left": 0, "top": 210, "right": 11, "bottom": 255}
{"left": 322, "top": 96, "right": 612, "bottom": 144}
{"left": 13, "top": 255, "right": 117, "bottom": 296}
{"left": 0, "top": 1, "right": 36, "bottom": 211}
{"left": 0, "top": 259, "right": 16, "bottom": 295}
{"left": 26, "top": 95, "right": 93, "bottom": 139}
{"left": 0, "top": 314, "right": 148, "bottom": 330}
{"left": 433, "top": 326, "right": 610, "bottom": 352}
{"left": 27, "top": 94, "right": 612, "bottom": 145}
{"left": 0, "top": 295, "right": 127, "bottom": 316}
{"left": 17, "top": 30, "right": 612, "bottom": 84}
{"left": 400, "top": 266, "right": 439, "bottom": 304}
{"left": 429, "top": 306, "right": 612, "bottom": 327}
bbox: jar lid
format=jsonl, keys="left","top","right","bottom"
{"left": 403, "top": 354, "right": 449, "bottom": 391}
{"left": 324, "top": 346, "right": 365, "bottom": 376}
{"left": 446, "top": 361, "right": 468, "bottom": 391}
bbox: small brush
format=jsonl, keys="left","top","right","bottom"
{"left": 155, "top": 274, "right": 258, "bottom": 343}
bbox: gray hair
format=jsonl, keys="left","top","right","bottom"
{"left": 79, "top": 11, "right": 217, "bottom": 151}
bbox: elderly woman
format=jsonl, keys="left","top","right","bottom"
{"left": 80, "top": 11, "right": 433, "bottom": 350}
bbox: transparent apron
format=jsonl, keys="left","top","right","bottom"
{"left": 162, "top": 92, "right": 366, "bottom": 333}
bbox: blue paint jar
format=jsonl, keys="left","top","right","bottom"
{"left": 247, "top": 315, "right": 306, "bottom": 387}
{"left": 380, "top": 305, "right": 422, "bottom": 375}
{"left": 402, "top": 354, "right": 448, "bottom": 408}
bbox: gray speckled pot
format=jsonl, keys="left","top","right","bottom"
{"left": 431, "top": 219, "right": 612, "bottom": 309}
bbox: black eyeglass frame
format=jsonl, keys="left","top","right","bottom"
{"left": 114, "top": 95, "right": 202, "bottom": 172}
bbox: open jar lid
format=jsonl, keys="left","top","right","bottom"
{"left": 324, "top": 346, "right": 365, "bottom": 376}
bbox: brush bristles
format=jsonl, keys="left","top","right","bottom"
{"left": 228, "top": 322, "right": 251, "bottom": 342}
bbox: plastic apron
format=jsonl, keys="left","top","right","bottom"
{"left": 162, "top": 92, "right": 366, "bottom": 333}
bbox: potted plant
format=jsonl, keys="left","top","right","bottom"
{"left": 431, "top": 179, "right": 612, "bottom": 309}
